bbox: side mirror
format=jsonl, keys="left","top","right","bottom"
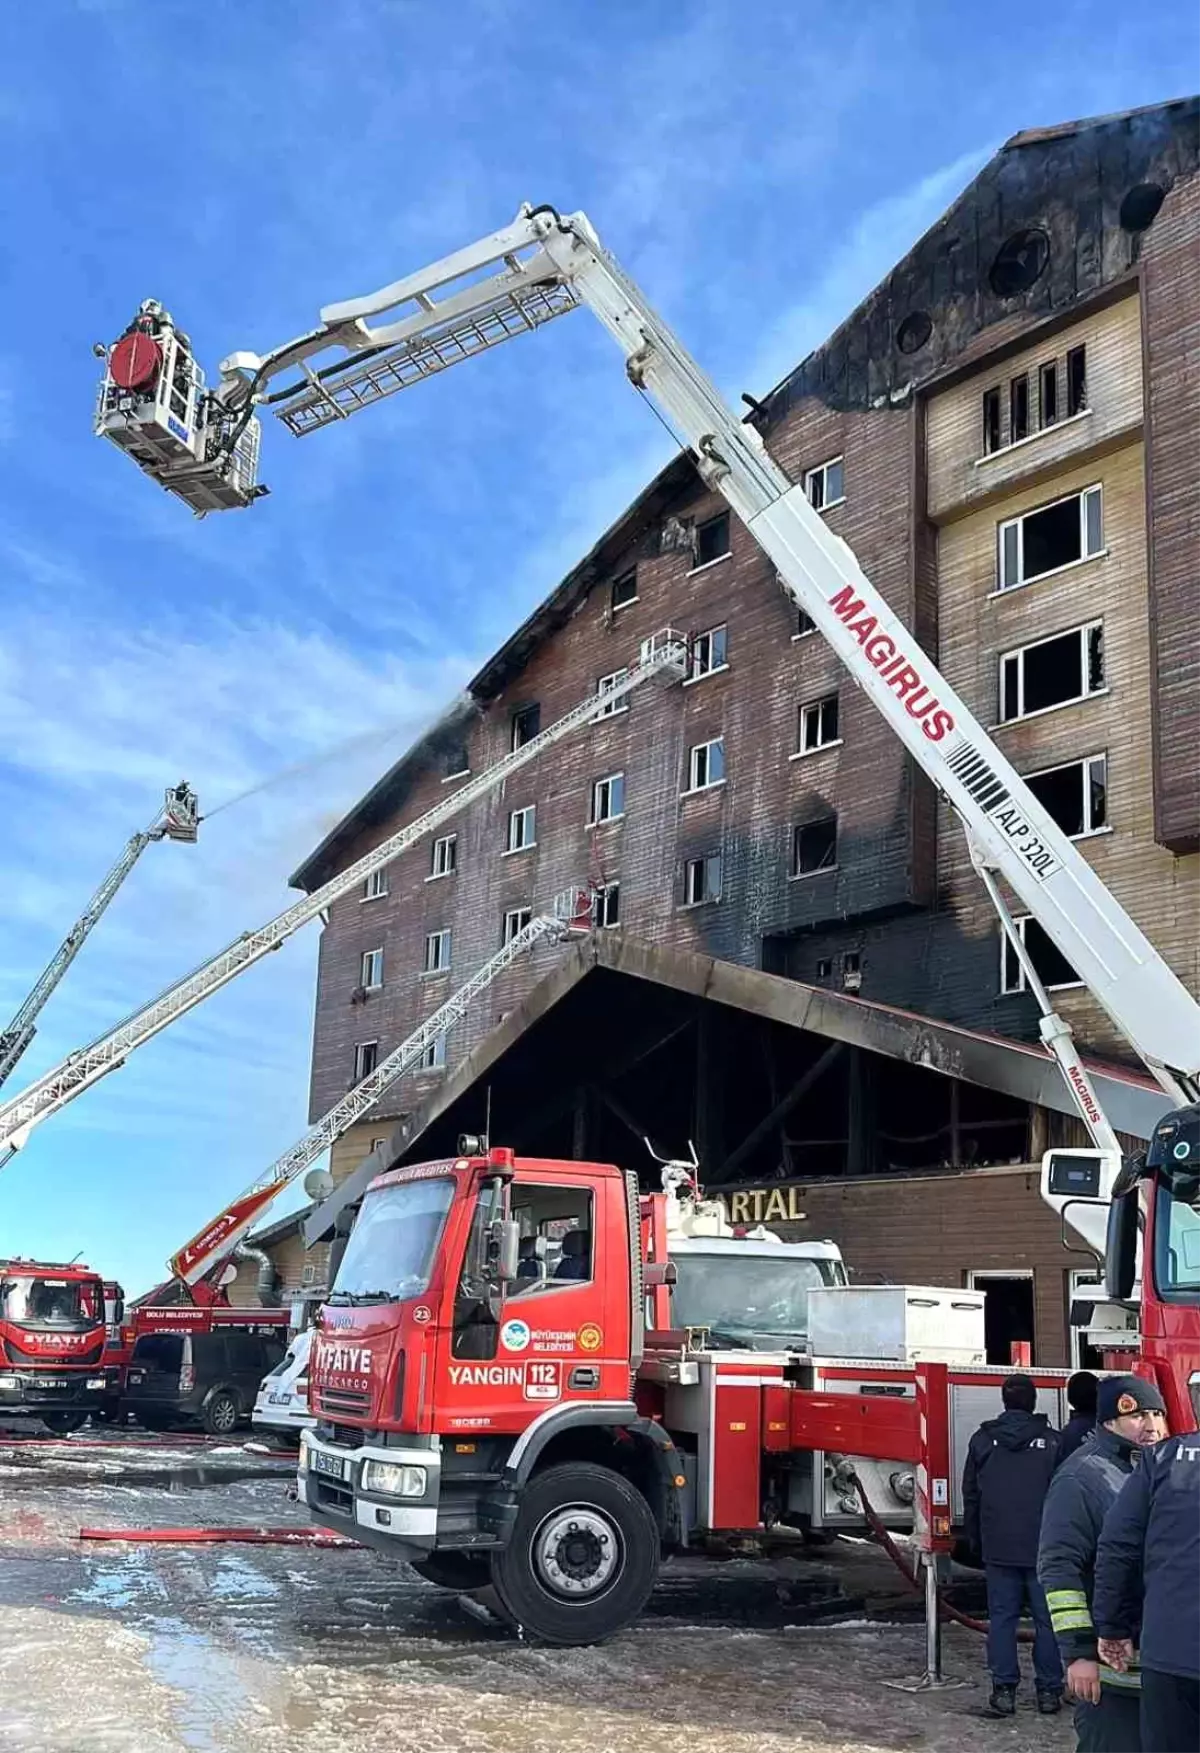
{"left": 494, "top": 1219, "right": 522, "bottom": 1284}
{"left": 1105, "top": 1188, "right": 1138, "bottom": 1302}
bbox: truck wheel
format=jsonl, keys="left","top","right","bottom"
{"left": 201, "top": 1390, "right": 239, "bottom": 1436}
{"left": 40, "top": 1412, "right": 88, "bottom": 1436}
{"left": 411, "top": 1552, "right": 492, "bottom": 1592}
{"left": 489, "top": 1461, "right": 659, "bottom": 1645}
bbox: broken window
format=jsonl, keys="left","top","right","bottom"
{"left": 610, "top": 570, "right": 638, "bottom": 611}
{"left": 423, "top": 930, "right": 451, "bottom": 974}
{"left": 997, "top": 484, "right": 1103, "bottom": 589}
{"left": 591, "top": 882, "right": 620, "bottom": 928}
{"left": 1039, "top": 360, "right": 1059, "bottom": 428}
{"left": 353, "top": 1041, "right": 379, "bottom": 1081}
{"left": 430, "top": 834, "right": 457, "bottom": 879}
{"left": 1024, "top": 753, "right": 1107, "bottom": 838}
{"left": 999, "top": 622, "right": 1105, "bottom": 722}
{"left": 687, "top": 738, "right": 725, "bottom": 791}
{"left": 693, "top": 512, "right": 731, "bottom": 568}
{"left": 982, "top": 387, "right": 1002, "bottom": 454}
{"left": 590, "top": 772, "right": 625, "bottom": 823}
{"left": 1066, "top": 345, "right": 1087, "bottom": 417}
{"left": 594, "top": 668, "right": 629, "bottom": 718}
{"left": 794, "top": 607, "right": 816, "bottom": 638}
{"left": 805, "top": 456, "right": 845, "bottom": 511}
{"left": 690, "top": 624, "right": 728, "bottom": 680}
{"left": 1009, "top": 374, "right": 1030, "bottom": 444}
{"left": 359, "top": 948, "right": 383, "bottom": 990}
{"left": 362, "top": 867, "right": 388, "bottom": 901}
{"left": 1001, "top": 917, "right": 1083, "bottom": 995}
{"left": 792, "top": 816, "right": 838, "bottom": 877}
{"left": 797, "top": 694, "right": 840, "bottom": 754}
{"left": 419, "top": 1033, "right": 446, "bottom": 1071}
{"left": 506, "top": 804, "right": 536, "bottom": 852}
{"left": 816, "top": 957, "right": 833, "bottom": 979}
{"left": 683, "top": 853, "right": 722, "bottom": 906}
{"left": 511, "top": 704, "right": 541, "bottom": 750}
{"left": 443, "top": 743, "right": 470, "bottom": 780}
{"left": 502, "top": 907, "right": 533, "bottom": 946}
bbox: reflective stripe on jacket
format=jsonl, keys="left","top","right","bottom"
{"left": 1037, "top": 1423, "right": 1140, "bottom": 1684}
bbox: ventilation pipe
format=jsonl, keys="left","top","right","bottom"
{"left": 234, "top": 1242, "right": 280, "bottom": 1306}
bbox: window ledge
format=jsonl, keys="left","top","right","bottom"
{"left": 360, "top": 984, "right": 383, "bottom": 996}
{"left": 990, "top": 548, "right": 1109, "bottom": 600}
{"left": 424, "top": 869, "right": 456, "bottom": 883}
{"left": 501, "top": 842, "right": 537, "bottom": 858}
{"left": 1071, "top": 824, "right": 1114, "bottom": 844}
{"left": 440, "top": 770, "right": 470, "bottom": 785}
{"left": 588, "top": 812, "right": 626, "bottom": 829}
{"left": 682, "top": 663, "right": 730, "bottom": 688}
{"left": 686, "top": 552, "right": 731, "bottom": 578}
{"left": 611, "top": 595, "right": 639, "bottom": 613}
{"left": 420, "top": 967, "right": 451, "bottom": 981}
{"left": 680, "top": 779, "right": 727, "bottom": 797}
{"left": 359, "top": 893, "right": 389, "bottom": 904}
{"left": 592, "top": 704, "right": 630, "bottom": 722}
{"left": 791, "top": 629, "right": 817, "bottom": 643}
{"left": 1003, "top": 979, "right": 1087, "bottom": 998}
{"left": 993, "top": 688, "right": 1110, "bottom": 731}
{"left": 975, "top": 406, "right": 1093, "bottom": 468}
{"left": 788, "top": 865, "right": 838, "bottom": 882}
{"left": 678, "top": 898, "right": 721, "bottom": 910}
{"left": 811, "top": 495, "right": 846, "bottom": 514}
{"left": 789, "top": 739, "right": 844, "bottom": 761}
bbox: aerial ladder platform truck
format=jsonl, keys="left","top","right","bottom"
{"left": 89, "top": 204, "right": 1198, "bottom": 1641}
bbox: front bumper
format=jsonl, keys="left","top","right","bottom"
{"left": 0, "top": 1371, "right": 107, "bottom": 1413}
{"left": 300, "top": 1429, "right": 441, "bottom": 1558}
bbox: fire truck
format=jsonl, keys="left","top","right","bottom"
{"left": 87, "top": 201, "right": 1197, "bottom": 1640}
{"left": 0, "top": 1258, "right": 111, "bottom": 1432}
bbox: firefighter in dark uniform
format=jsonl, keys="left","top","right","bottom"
{"left": 1094, "top": 1428, "right": 1200, "bottom": 1753}
{"left": 1037, "top": 1374, "right": 1168, "bottom": 1751}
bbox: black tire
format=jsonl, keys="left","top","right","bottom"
{"left": 488, "top": 1461, "right": 660, "bottom": 1645}
{"left": 200, "top": 1389, "right": 240, "bottom": 1436}
{"left": 40, "top": 1411, "right": 88, "bottom": 1435}
{"left": 411, "top": 1551, "right": 492, "bottom": 1593}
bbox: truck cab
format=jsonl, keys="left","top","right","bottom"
{"left": 0, "top": 1260, "right": 109, "bottom": 1432}
{"left": 668, "top": 1234, "right": 846, "bottom": 1352}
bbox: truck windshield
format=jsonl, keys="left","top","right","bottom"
{"left": 1154, "top": 1177, "right": 1200, "bottom": 1303}
{"left": 331, "top": 1177, "right": 455, "bottom": 1302}
{"left": 1, "top": 1277, "right": 100, "bottom": 1326}
{"left": 671, "top": 1254, "right": 836, "bottom": 1348}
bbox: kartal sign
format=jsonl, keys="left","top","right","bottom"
{"left": 718, "top": 1186, "right": 807, "bottom": 1226}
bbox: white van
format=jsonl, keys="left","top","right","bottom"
{"left": 251, "top": 1327, "right": 313, "bottom": 1443}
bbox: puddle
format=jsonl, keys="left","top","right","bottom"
{"left": 143, "top": 1617, "right": 251, "bottom": 1752}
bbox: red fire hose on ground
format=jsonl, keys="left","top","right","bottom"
{"left": 79, "top": 1526, "right": 356, "bottom": 1547}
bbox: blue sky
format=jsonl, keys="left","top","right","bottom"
{"left": 0, "top": 1, "right": 1195, "bottom": 1296}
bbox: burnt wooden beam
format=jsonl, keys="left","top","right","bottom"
{"left": 714, "top": 1041, "right": 845, "bottom": 1183}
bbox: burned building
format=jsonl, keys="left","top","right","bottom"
{"left": 281, "top": 101, "right": 1199, "bottom": 1366}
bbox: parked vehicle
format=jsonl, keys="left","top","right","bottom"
{"left": 124, "top": 1321, "right": 286, "bottom": 1434}
{"left": 252, "top": 1326, "right": 314, "bottom": 1445}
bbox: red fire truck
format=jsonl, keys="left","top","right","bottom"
{"left": 300, "top": 1148, "right": 1073, "bottom": 1644}
{"left": 0, "top": 1258, "right": 111, "bottom": 1432}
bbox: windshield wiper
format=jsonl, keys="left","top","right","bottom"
{"left": 326, "top": 1290, "right": 393, "bottom": 1306}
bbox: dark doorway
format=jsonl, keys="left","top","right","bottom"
{"left": 970, "top": 1273, "right": 1036, "bottom": 1365}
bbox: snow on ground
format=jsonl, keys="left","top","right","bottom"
{"left": 0, "top": 1431, "right": 1074, "bottom": 1753}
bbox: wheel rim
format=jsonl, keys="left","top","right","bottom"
{"left": 211, "top": 1398, "right": 236, "bottom": 1432}
{"left": 530, "top": 1503, "right": 623, "bottom": 1601}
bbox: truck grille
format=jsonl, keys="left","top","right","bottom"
{"left": 315, "top": 1386, "right": 371, "bottom": 1418}
{"left": 312, "top": 1477, "right": 354, "bottom": 1515}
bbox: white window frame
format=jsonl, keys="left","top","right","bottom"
{"left": 686, "top": 623, "right": 729, "bottom": 684}
{"left": 353, "top": 1041, "right": 379, "bottom": 1082}
{"left": 418, "top": 1033, "right": 446, "bottom": 1072}
{"left": 996, "top": 483, "right": 1104, "bottom": 593}
{"left": 592, "top": 882, "right": 620, "bottom": 929}
{"left": 502, "top": 906, "right": 533, "bottom": 946}
{"left": 791, "top": 606, "right": 817, "bottom": 641}
{"left": 1023, "top": 751, "right": 1109, "bottom": 840}
{"left": 791, "top": 817, "right": 838, "bottom": 879}
{"left": 688, "top": 511, "right": 731, "bottom": 574}
{"left": 361, "top": 868, "right": 388, "bottom": 902}
{"left": 682, "top": 853, "right": 722, "bottom": 907}
{"left": 804, "top": 455, "right": 845, "bottom": 512}
{"left": 795, "top": 694, "right": 841, "bottom": 757}
{"left": 594, "top": 668, "right": 629, "bottom": 719}
{"left": 359, "top": 947, "right": 384, "bottom": 991}
{"left": 505, "top": 804, "right": 537, "bottom": 854}
{"left": 610, "top": 570, "right": 638, "bottom": 612}
{"left": 423, "top": 929, "right": 452, "bottom": 975}
{"left": 998, "top": 621, "right": 1105, "bottom": 725}
{"left": 999, "top": 915, "right": 1085, "bottom": 995}
{"left": 428, "top": 833, "right": 457, "bottom": 880}
{"left": 590, "top": 771, "right": 625, "bottom": 825}
{"left": 686, "top": 738, "right": 726, "bottom": 794}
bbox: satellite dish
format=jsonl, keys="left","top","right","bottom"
{"left": 216, "top": 1262, "right": 239, "bottom": 1288}
{"left": 304, "top": 1168, "right": 335, "bottom": 1201}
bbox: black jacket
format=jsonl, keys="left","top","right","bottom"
{"left": 962, "top": 1408, "right": 1058, "bottom": 1567}
{"left": 1037, "top": 1423, "right": 1141, "bottom": 1691}
{"left": 1094, "top": 1432, "right": 1200, "bottom": 1682}
{"left": 1056, "top": 1411, "right": 1095, "bottom": 1466}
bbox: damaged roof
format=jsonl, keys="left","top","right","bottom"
{"left": 291, "top": 97, "right": 1198, "bottom": 892}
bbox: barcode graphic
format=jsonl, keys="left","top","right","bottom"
{"left": 945, "top": 741, "right": 1011, "bottom": 813}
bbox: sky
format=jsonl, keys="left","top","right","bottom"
{"left": 0, "top": 0, "right": 1195, "bottom": 1297}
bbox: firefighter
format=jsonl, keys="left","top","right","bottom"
{"left": 962, "top": 1372, "right": 1062, "bottom": 1716}
{"left": 1058, "top": 1370, "right": 1099, "bottom": 1465}
{"left": 1094, "top": 1427, "right": 1200, "bottom": 1753}
{"left": 1037, "top": 1374, "right": 1168, "bottom": 1752}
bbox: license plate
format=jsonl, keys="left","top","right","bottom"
{"left": 35, "top": 1379, "right": 65, "bottom": 1390}
{"left": 268, "top": 1393, "right": 290, "bottom": 1405}
{"left": 312, "top": 1449, "right": 349, "bottom": 1482}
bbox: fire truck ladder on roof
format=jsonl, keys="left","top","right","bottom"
{"left": 0, "top": 635, "right": 685, "bottom": 1161}
{"left": 169, "top": 894, "right": 592, "bottom": 1288}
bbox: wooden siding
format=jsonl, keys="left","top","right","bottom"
{"left": 925, "top": 294, "right": 1143, "bottom": 522}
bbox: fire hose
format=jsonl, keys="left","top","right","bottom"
{"left": 850, "top": 1470, "right": 1031, "bottom": 1642}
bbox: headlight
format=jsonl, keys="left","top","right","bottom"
{"left": 0, "top": 1374, "right": 20, "bottom": 1390}
{"left": 86, "top": 1377, "right": 106, "bottom": 1390}
{"left": 361, "top": 1460, "right": 427, "bottom": 1498}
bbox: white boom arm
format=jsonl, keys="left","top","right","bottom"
{"left": 169, "top": 899, "right": 589, "bottom": 1286}
{"left": 0, "top": 783, "right": 199, "bottom": 1093}
{"left": 0, "top": 632, "right": 685, "bottom": 1159}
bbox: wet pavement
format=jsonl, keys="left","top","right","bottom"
{"left": 0, "top": 1427, "right": 1075, "bottom": 1752}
